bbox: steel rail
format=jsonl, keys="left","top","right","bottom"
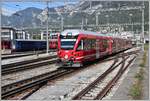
{"left": 95, "top": 56, "right": 136, "bottom": 100}
{"left": 2, "top": 55, "right": 57, "bottom": 69}
{"left": 2, "top": 50, "right": 56, "bottom": 59}
{"left": 2, "top": 53, "right": 37, "bottom": 59}
{"left": 2, "top": 58, "right": 58, "bottom": 75}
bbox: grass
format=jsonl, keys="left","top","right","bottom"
{"left": 130, "top": 67, "right": 144, "bottom": 99}
{"left": 129, "top": 70, "right": 143, "bottom": 99}
{"left": 144, "top": 43, "right": 149, "bottom": 51}
{"left": 129, "top": 80, "right": 142, "bottom": 99}
{"left": 129, "top": 43, "right": 148, "bottom": 99}
{"left": 140, "top": 44, "right": 148, "bottom": 67}
{"left": 134, "top": 68, "right": 144, "bottom": 81}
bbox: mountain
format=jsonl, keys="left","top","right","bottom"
{"left": 2, "top": 7, "right": 43, "bottom": 28}
{"left": 1, "top": 1, "right": 149, "bottom": 31}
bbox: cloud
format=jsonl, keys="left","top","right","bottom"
{"left": 2, "top": 8, "right": 17, "bottom": 16}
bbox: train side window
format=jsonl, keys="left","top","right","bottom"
{"left": 112, "top": 39, "right": 116, "bottom": 48}
{"left": 103, "top": 39, "right": 108, "bottom": 49}
{"left": 91, "top": 39, "right": 96, "bottom": 50}
{"left": 83, "top": 39, "right": 87, "bottom": 50}
{"left": 83, "top": 39, "right": 90, "bottom": 50}
{"left": 77, "top": 40, "right": 83, "bottom": 51}
{"left": 82, "top": 39, "right": 95, "bottom": 51}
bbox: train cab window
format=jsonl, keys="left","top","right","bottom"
{"left": 61, "top": 40, "right": 76, "bottom": 50}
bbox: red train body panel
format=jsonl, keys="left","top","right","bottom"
{"left": 49, "top": 39, "right": 57, "bottom": 49}
{"left": 57, "top": 30, "right": 132, "bottom": 67}
{"left": 1, "top": 40, "right": 11, "bottom": 49}
{"left": 49, "top": 33, "right": 58, "bottom": 49}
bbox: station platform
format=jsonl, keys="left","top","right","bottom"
{"left": 1, "top": 49, "right": 11, "bottom": 55}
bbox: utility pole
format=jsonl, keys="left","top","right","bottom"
{"left": 61, "top": 15, "right": 64, "bottom": 31}
{"left": 96, "top": 12, "right": 100, "bottom": 31}
{"left": 105, "top": 15, "right": 109, "bottom": 32}
{"left": 46, "top": 1, "right": 49, "bottom": 54}
{"left": 81, "top": 17, "right": 84, "bottom": 30}
{"left": 85, "top": 17, "right": 88, "bottom": 30}
{"left": 141, "top": 2, "right": 145, "bottom": 51}
{"left": 96, "top": 13, "right": 98, "bottom": 26}
{"left": 129, "top": 13, "right": 133, "bottom": 32}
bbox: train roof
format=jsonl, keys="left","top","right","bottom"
{"left": 61, "top": 29, "right": 108, "bottom": 37}
{"left": 61, "top": 29, "right": 129, "bottom": 39}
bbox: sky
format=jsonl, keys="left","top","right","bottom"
{"left": 1, "top": 0, "right": 78, "bottom": 16}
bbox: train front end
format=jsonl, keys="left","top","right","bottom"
{"left": 57, "top": 30, "right": 82, "bottom": 67}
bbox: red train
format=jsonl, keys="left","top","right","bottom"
{"left": 57, "top": 29, "right": 132, "bottom": 67}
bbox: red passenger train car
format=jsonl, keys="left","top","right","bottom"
{"left": 57, "top": 29, "right": 132, "bottom": 67}
{"left": 1, "top": 40, "right": 11, "bottom": 50}
{"left": 49, "top": 33, "right": 58, "bottom": 49}
{"left": 49, "top": 39, "right": 57, "bottom": 49}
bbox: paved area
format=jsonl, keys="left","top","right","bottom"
{"left": 1, "top": 49, "right": 11, "bottom": 54}
{"left": 111, "top": 50, "right": 149, "bottom": 100}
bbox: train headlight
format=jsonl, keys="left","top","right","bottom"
{"left": 64, "top": 55, "right": 68, "bottom": 59}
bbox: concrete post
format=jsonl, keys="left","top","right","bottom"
{"left": 41, "top": 31, "right": 44, "bottom": 40}
{"left": 141, "top": 2, "right": 145, "bottom": 51}
{"left": 23, "top": 31, "right": 26, "bottom": 39}
{"left": 10, "top": 30, "right": 13, "bottom": 40}
{"left": 46, "top": 1, "right": 49, "bottom": 54}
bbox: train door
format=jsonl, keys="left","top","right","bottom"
{"left": 96, "top": 39, "right": 100, "bottom": 59}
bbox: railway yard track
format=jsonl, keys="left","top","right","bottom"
{"left": 2, "top": 50, "right": 56, "bottom": 59}
{"left": 1, "top": 49, "right": 140, "bottom": 100}
{"left": 72, "top": 55, "right": 136, "bottom": 100}
{"left": 2, "top": 55, "right": 57, "bottom": 75}
{"left": 1, "top": 68, "right": 75, "bottom": 100}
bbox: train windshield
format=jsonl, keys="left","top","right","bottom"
{"left": 61, "top": 39, "right": 76, "bottom": 50}
{"left": 60, "top": 35, "right": 78, "bottom": 50}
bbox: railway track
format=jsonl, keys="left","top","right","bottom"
{"left": 1, "top": 68, "right": 75, "bottom": 100}
{"left": 2, "top": 50, "right": 56, "bottom": 59}
{"left": 94, "top": 56, "right": 136, "bottom": 100}
{"left": 1, "top": 49, "right": 139, "bottom": 100}
{"left": 72, "top": 54, "right": 137, "bottom": 100}
{"left": 2, "top": 55, "right": 58, "bottom": 75}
